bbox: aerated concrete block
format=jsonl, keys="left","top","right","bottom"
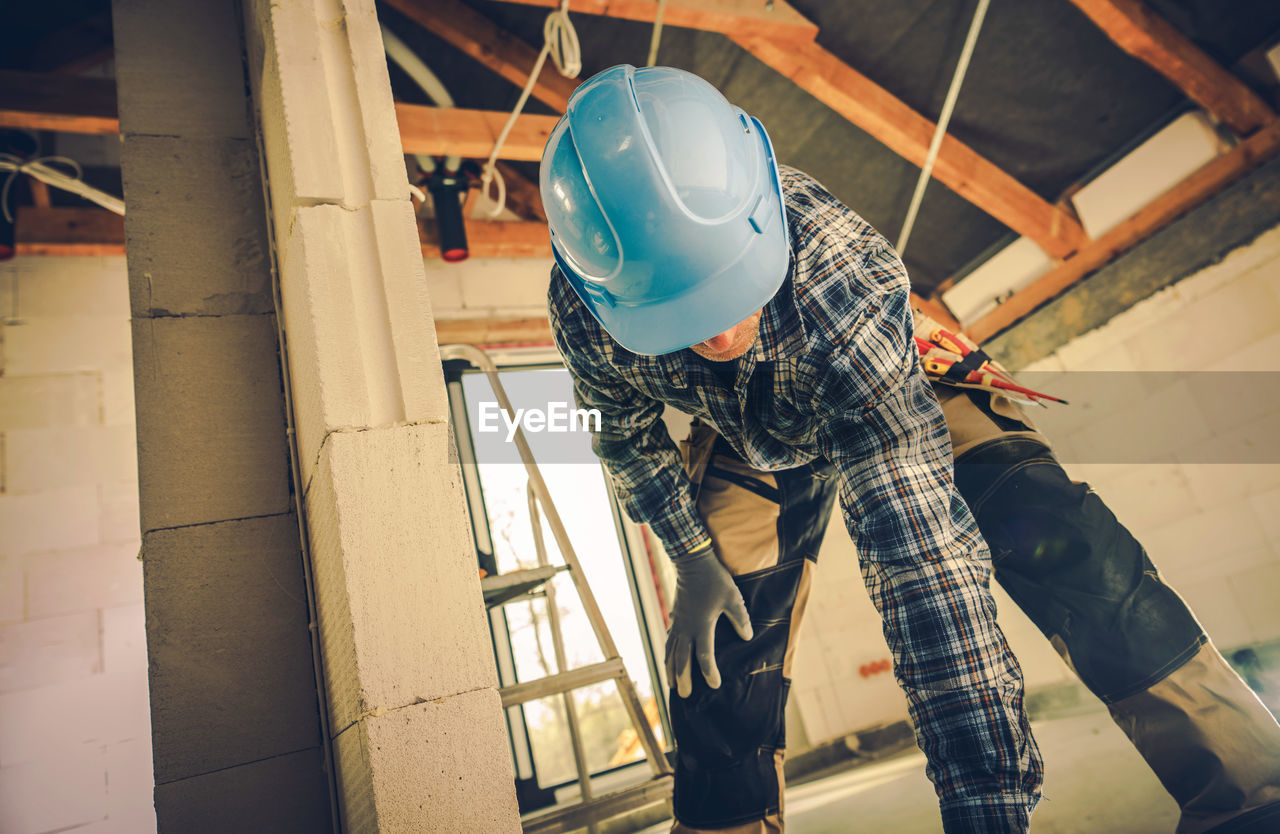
{"left": 143, "top": 513, "right": 321, "bottom": 784}
{"left": 1230, "top": 561, "right": 1280, "bottom": 641}
{"left": 0, "top": 611, "right": 102, "bottom": 694}
{"left": 112, "top": 0, "right": 252, "bottom": 139}
{"left": 5, "top": 425, "right": 137, "bottom": 493}
{"left": 3, "top": 319, "right": 131, "bottom": 376}
{"left": 120, "top": 135, "right": 273, "bottom": 318}
{"left": 243, "top": 0, "right": 409, "bottom": 240}
{"left": 0, "top": 485, "right": 99, "bottom": 559}
{"left": 0, "top": 373, "right": 102, "bottom": 430}
{"left": 305, "top": 422, "right": 496, "bottom": 736}
{"left": 152, "top": 746, "right": 332, "bottom": 834}
{"left": 370, "top": 199, "right": 449, "bottom": 425}
{"left": 99, "top": 482, "right": 142, "bottom": 545}
{"left": 130, "top": 315, "right": 290, "bottom": 533}
{"left": 13, "top": 256, "right": 129, "bottom": 318}
{"left": 332, "top": 687, "right": 520, "bottom": 834}
{"left": 24, "top": 543, "right": 142, "bottom": 619}
{"left": 0, "top": 555, "right": 19, "bottom": 624}
{"left": 0, "top": 747, "right": 108, "bottom": 834}
{"left": 279, "top": 202, "right": 450, "bottom": 486}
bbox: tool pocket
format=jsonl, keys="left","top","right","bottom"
{"left": 698, "top": 456, "right": 782, "bottom": 576}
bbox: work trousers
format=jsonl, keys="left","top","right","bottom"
{"left": 668, "top": 389, "right": 1280, "bottom": 834}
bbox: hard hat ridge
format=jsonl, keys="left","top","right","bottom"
{"left": 541, "top": 64, "right": 789, "bottom": 355}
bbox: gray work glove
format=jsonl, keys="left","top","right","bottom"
{"left": 664, "top": 545, "right": 754, "bottom": 699}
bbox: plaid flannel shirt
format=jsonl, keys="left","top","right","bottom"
{"left": 548, "top": 166, "right": 1042, "bottom": 832}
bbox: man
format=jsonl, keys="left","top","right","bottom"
{"left": 543, "top": 63, "right": 1041, "bottom": 833}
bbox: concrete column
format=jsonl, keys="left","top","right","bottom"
{"left": 112, "top": 0, "right": 333, "bottom": 830}
{"left": 240, "top": 1, "right": 521, "bottom": 831}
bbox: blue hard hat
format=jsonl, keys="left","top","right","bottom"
{"left": 541, "top": 64, "right": 789, "bottom": 356}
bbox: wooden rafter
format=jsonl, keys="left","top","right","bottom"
{"left": 1066, "top": 0, "right": 1276, "bottom": 137}
{"left": 492, "top": 161, "right": 547, "bottom": 222}
{"left": 912, "top": 294, "right": 960, "bottom": 333}
{"left": 0, "top": 71, "right": 118, "bottom": 135}
{"left": 496, "top": 0, "right": 1086, "bottom": 262}
{"left": 0, "top": 77, "right": 556, "bottom": 166}
{"left": 494, "top": 0, "right": 818, "bottom": 42}
{"left": 397, "top": 102, "right": 558, "bottom": 160}
{"left": 435, "top": 316, "right": 554, "bottom": 345}
{"left": 383, "top": 0, "right": 580, "bottom": 112}
{"left": 13, "top": 206, "right": 557, "bottom": 262}
{"left": 14, "top": 207, "right": 126, "bottom": 256}
{"left": 27, "top": 178, "right": 52, "bottom": 209}
{"left": 732, "top": 35, "right": 1088, "bottom": 260}
{"left": 422, "top": 217, "right": 553, "bottom": 259}
{"left": 966, "top": 119, "right": 1280, "bottom": 343}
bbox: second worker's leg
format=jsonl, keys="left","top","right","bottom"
{"left": 940, "top": 387, "right": 1280, "bottom": 834}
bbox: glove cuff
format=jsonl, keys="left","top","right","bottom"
{"left": 670, "top": 538, "right": 715, "bottom": 564}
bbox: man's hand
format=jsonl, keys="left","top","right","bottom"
{"left": 664, "top": 545, "right": 754, "bottom": 698}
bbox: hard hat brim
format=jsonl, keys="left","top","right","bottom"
{"left": 555, "top": 225, "right": 790, "bottom": 356}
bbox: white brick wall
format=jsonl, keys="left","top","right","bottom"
{"left": 0, "top": 256, "right": 155, "bottom": 834}
{"left": 422, "top": 257, "right": 553, "bottom": 320}
{"left": 788, "top": 222, "right": 1280, "bottom": 747}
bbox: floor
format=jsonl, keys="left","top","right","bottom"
{"left": 637, "top": 710, "right": 1180, "bottom": 833}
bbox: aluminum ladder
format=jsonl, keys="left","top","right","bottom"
{"left": 440, "top": 343, "right": 674, "bottom": 834}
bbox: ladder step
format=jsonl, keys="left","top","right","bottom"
{"left": 481, "top": 565, "right": 565, "bottom": 609}
{"left": 521, "top": 774, "right": 674, "bottom": 834}
{"left": 500, "top": 658, "right": 625, "bottom": 708}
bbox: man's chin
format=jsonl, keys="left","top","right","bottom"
{"left": 689, "top": 336, "right": 758, "bottom": 362}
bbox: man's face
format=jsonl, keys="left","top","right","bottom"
{"left": 688, "top": 310, "right": 763, "bottom": 362}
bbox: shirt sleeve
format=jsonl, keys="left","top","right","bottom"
{"left": 548, "top": 284, "right": 713, "bottom": 558}
{"left": 811, "top": 247, "right": 1043, "bottom": 832}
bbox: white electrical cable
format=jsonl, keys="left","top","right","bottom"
{"left": 646, "top": 0, "right": 670, "bottom": 67}
{"left": 896, "top": 0, "right": 991, "bottom": 257}
{"left": 481, "top": 0, "right": 581, "bottom": 217}
{"left": 0, "top": 154, "right": 125, "bottom": 222}
{"left": 381, "top": 24, "right": 460, "bottom": 174}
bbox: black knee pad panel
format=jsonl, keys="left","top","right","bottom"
{"left": 670, "top": 562, "right": 797, "bottom": 827}
{"left": 955, "top": 437, "right": 1205, "bottom": 702}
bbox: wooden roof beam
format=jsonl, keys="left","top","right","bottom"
{"left": 382, "top": 0, "right": 580, "bottom": 112}
{"left": 1066, "top": 0, "right": 1276, "bottom": 137}
{"left": 966, "top": 118, "right": 1280, "bottom": 343}
{"left": 13, "top": 206, "right": 557, "bottom": 261}
{"left": 14, "top": 207, "right": 126, "bottom": 256}
{"left": 397, "top": 102, "right": 558, "bottom": 160}
{"left": 732, "top": 36, "right": 1088, "bottom": 260}
{"left": 0, "top": 81, "right": 554, "bottom": 167}
{"left": 420, "top": 217, "right": 553, "bottom": 258}
{"left": 0, "top": 71, "right": 118, "bottom": 135}
{"left": 492, "top": 161, "right": 547, "bottom": 222}
{"left": 492, "top": 0, "right": 818, "bottom": 42}
{"left": 435, "top": 316, "right": 554, "bottom": 346}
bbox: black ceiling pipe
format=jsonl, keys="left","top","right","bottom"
{"left": 425, "top": 171, "right": 470, "bottom": 263}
